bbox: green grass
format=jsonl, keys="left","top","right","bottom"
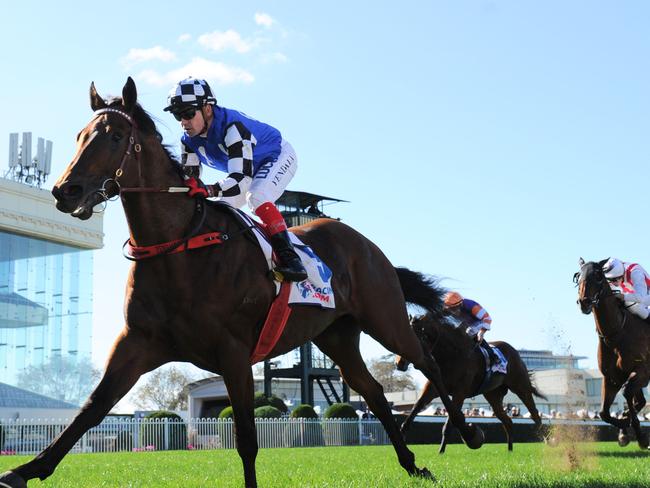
{"left": 1, "top": 442, "right": 650, "bottom": 487}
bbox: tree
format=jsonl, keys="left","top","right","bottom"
{"left": 17, "top": 355, "right": 101, "bottom": 406}
{"left": 129, "top": 365, "right": 198, "bottom": 411}
{"left": 367, "top": 354, "right": 417, "bottom": 392}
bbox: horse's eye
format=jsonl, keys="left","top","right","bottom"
{"left": 111, "top": 132, "right": 123, "bottom": 142}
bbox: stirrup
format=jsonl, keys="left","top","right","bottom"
{"left": 272, "top": 265, "right": 307, "bottom": 283}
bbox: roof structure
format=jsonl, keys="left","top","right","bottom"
{"left": 276, "top": 190, "right": 347, "bottom": 210}
{"left": 0, "top": 382, "right": 77, "bottom": 409}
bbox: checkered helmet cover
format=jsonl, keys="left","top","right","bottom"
{"left": 164, "top": 78, "right": 217, "bottom": 112}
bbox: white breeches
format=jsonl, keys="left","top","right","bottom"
{"left": 219, "top": 139, "right": 298, "bottom": 211}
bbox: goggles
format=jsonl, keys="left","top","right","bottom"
{"left": 173, "top": 107, "right": 199, "bottom": 121}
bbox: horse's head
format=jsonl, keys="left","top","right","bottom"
{"left": 52, "top": 77, "right": 143, "bottom": 220}
{"left": 574, "top": 257, "right": 611, "bottom": 314}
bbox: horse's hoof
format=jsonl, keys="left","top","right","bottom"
{"left": 618, "top": 433, "right": 630, "bottom": 447}
{"left": 637, "top": 434, "right": 649, "bottom": 449}
{"left": 412, "top": 467, "right": 434, "bottom": 481}
{"left": 0, "top": 471, "right": 27, "bottom": 488}
{"left": 465, "top": 424, "right": 485, "bottom": 450}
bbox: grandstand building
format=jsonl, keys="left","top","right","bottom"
{"left": 0, "top": 177, "right": 103, "bottom": 386}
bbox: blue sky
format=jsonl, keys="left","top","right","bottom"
{"left": 2, "top": 2, "right": 649, "bottom": 387}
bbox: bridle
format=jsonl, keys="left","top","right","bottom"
{"left": 573, "top": 268, "right": 607, "bottom": 309}
{"left": 86, "top": 107, "right": 190, "bottom": 214}
{"left": 574, "top": 264, "right": 629, "bottom": 347}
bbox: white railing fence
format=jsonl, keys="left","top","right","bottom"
{"left": 0, "top": 418, "right": 390, "bottom": 455}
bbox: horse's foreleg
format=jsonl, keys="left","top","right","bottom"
{"left": 401, "top": 380, "right": 438, "bottom": 435}
{"left": 599, "top": 378, "right": 627, "bottom": 428}
{"left": 411, "top": 354, "right": 483, "bottom": 449}
{"left": 622, "top": 371, "right": 649, "bottom": 449}
{"left": 0, "top": 330, "right": 166, "bottom": 486}
{"left": 222, "top": 359, "right": 258, "bottom": 488}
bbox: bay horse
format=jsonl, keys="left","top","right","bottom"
{"left": 396, "top": 313, "right": 547, "bottom": 452}
{"left": 575, "top": 258, "right": 650, "bottom": 449}
{"left": 0, "top": 78, "right": 483, "bottom": 488}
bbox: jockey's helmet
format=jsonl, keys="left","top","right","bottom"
{"left": 444, "top": 291, "right": 463, "bottom": 308}
{"left": 603, "top": 257, "right": 624, "bottom": 280}
{"left": 164, "top": 78, "right": 217, "bottom": 113}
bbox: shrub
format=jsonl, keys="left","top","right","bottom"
{"left": 254, "top": 393, "right": 288, "bottom": 413}
{"left": 286, "top": 404, "right": 323, "bottom": 447}
{"left": 219, "top": 406, "right": 234, "bottom": 419}
{"left": 254, "top": 406, "right": 282, "bottom": 418}
{"left": 254, "top": 392, "right": 269, "bottom": 408}
{"left": 323, "top": 403, "right": 359, "bottom": 446}
{"left": 267, "top": 395, "right": 288, "bottom": 413}
{"left": 324, "top": 403, "right": 358, "bottom": 419}
{"left": 139, "top": 411, "right": 187, "bottom": 451}
{"left": 290, "top": 404, "right": 319, "bottom": 419}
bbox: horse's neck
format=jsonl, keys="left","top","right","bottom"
{"left": 431, "top": 324, "right": 468, "bottom": 360}
{"left": 121, "top": 144, "right": 200, "bottom": 246}
{"left": 593, "top": 295, "right": 624, "bottom": 340}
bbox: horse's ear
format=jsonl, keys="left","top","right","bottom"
{"left": 89, "top": 82, "right": 107, "bottom": 111}
{"left": 598, "top": 257, "right": 610, "bottom": 267}
{"left": 578, "top": 257, "right": 585, "bottom": 267}
{"left": 122, "top": 77, "right": 137, "bottom": 111}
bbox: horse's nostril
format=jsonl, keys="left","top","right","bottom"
{"left": 52, "top": 184, "right": 82, "bottom": 201}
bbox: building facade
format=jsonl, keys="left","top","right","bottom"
{"left": 0, "top": 177, "right": 103, "bottom": 386}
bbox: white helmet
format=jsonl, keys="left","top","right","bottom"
{"left": 603, "top": 257, "right": 624, "bottom": 279}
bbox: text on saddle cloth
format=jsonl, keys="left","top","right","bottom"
{"left": 230, "top": 206, "right": 336, "bottom": 309}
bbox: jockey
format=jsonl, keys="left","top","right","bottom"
{"left": 603, "top": 257, "right": 650, "bottom": 320}
{"left": 444, "top": 292, "right": 499, "bottom": 366}
{"left": 164, "top": 77, "right": 307, "bottom": 282}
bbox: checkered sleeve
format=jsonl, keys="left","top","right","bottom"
{"left": 181, "top": 142, "right": 201, "bottom": 179}
{"left": 211, "top": 122, "right": 256, "bottom": 198}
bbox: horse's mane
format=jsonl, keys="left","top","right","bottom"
{"left": 106, "top": 98, "right": 184, "bottom": 179}
{"left": 413, "top": 311, "right": 475, "bottom": 353}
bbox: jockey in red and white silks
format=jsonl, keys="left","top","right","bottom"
{"left": 603, "top": 257, "right": 650, "bottom": 320}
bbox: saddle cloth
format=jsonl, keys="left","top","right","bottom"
{"left": 480, "top": 343, "right": 508, "bottom": 374}
{"left": 234, "top": 207, "right": 336, "bottom": 309}
{"left": 472, "top": 343, "right": 508, "bottom": 396}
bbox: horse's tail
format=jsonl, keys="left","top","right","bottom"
{"left": 528, "top": 371, "right": 548, "bottom": 400}
{"left": 394, "top": 267, "right": 447, "bottom": 319}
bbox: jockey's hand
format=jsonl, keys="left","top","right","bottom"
{"left": 184, "top": 177, "right": 209, "bottom": 198}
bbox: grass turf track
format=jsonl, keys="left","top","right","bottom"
{"left": 1, "top": 442, "right": 650, "bottom": 487}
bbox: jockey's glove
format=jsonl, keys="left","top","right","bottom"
{"left": 184, "top": 177, "right": 209, "bottom": 198}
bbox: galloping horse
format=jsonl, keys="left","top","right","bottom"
{"left": 396, "top": 314, "right": 547, "bottom": 452}
{"left": 0, "top": 78, "right": 483, "bottom": 488}
{"left": 575, "top": 258, "right": 650, "bottom": 449}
